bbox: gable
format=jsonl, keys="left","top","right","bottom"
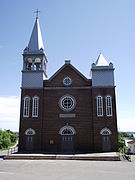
{"left": 44, "top": 63, "right": 91, "bottom": 87}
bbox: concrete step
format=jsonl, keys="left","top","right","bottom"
{"left": 4, "top": 152, "right": 120, "bottom": 161}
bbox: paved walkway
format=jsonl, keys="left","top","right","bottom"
{"left": 0, "top": 156, "right": 135, "bottom": 180}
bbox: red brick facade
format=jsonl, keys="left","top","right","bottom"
{"left": 19, "top": 63, "right": 118, "bottom": 153}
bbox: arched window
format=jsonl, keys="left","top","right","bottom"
{"left": 32, "top": 96, "right": 39, "bottom": 117}
{"left": 97, "top": 96, "right": 103, "bottom": 117}
{"left": 25, "top": 128, "right": 36, "bottom": 135}
{"left": 106, "top": 96, "right": 112, "bottom": 116}
{"left": 100, "top": 128, "right": 112, "bottom": 135}
{"left": 23, "top": 96, "right": 30, "bottom": 117}
{"left": 61, "top": 129, "right": 74, "bottom": 135}
{"left": 59, "top": 125, "right": 76, "bottom": 135}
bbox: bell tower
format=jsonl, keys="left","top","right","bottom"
{"left": 22, "top": 16, "right": 47, "bottom": 88}
{"left": 91, "top": 53, "right": 114, "bottom": 87}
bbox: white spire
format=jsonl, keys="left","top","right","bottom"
{"left": 95, "top": 53, "right": 109, "bottom": 66}
{"left": 28, "top": 17, "right": 44, "bottom": 52}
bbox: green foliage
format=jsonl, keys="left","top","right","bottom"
{"left": 120, "top": 132, "right": 134, "bottom": 139}
{"left": 118, "top": 132, "right": 135, "bottom": 153}
{"left": 0, "top": 129, "right": 17, "bottom": 149}
{"left": 118, "top": 132, "right": 126, "bottom": 153}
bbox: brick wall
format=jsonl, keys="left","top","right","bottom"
{"left": 19, "top": 64, "right": 118, "bottom": 153}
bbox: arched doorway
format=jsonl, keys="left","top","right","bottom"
{"left": 59, "top": 125, "right": 76, "bottom": 153}
{"left": 25, "top": 128, "right": 36, "bottom": 151}
{"left": 100, "top": 128, "right": 112, "bottom": 152}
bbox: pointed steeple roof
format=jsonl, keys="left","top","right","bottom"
{"left": 28, "top": 17, "right": 44, "bottom": 52}
{"left": 95, "top": 53, "right": 109, "bottom": 66}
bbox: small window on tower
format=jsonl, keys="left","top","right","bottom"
{"left": 106, "top": 96, "right": 112, "bottom": 116}
{"left": 97, "top": 96, "right": 103, "bottom": 117}
{"left": 32, "top": 96, "right": 39, "bottom": 117}
{"left": 23, "top": 96, "right": 30, "bottom": 117}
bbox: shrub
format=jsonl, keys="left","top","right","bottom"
{"left": 0, "top": 129, "right": 17, "bottom": 149}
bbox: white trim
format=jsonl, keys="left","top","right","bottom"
{"left": 96, "top": 96, "right": 103, "bottom": 117}
{"left": 25, "top": 128, "right": 36, "bottom": 135}
{"left": 23, "top": 96, "right": 30, "bottom": 117}
{"left": 23, "top": 95, "right": 30, "bottom": 100}
{"left": 32, "top": 96, "right": 39, "bottom": 117}
{"left": 100, "top": 128, "right": 112, "bottom": 135}
{"left": 59, "top": 125, "right": 76, "bottom": 135}
{"left": 106, "top": 95, "right": 112, "bottom": 117}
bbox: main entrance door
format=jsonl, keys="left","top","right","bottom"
{"left": 61, "top": 135, "right": 74, "bottom": 153}
{"left": 59, "top": 125, "right": 76, "bottom": 154}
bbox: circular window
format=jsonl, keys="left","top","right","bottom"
{"left": 59, "top": 95, "right": 76, "bottom": 112}
{"left": 63, "top": 77, "right": 72, "bottom": 86}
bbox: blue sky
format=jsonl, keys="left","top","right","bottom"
{"left": 0, "top": 0, "right": 135, "bottom": 131}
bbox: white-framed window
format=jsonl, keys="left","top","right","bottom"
{"left": 59, "top": 125, "right": 76, "bottom": 135}
{"left": 63, "top": 76, "right": 72, "bottom": 86}
{"left": 32, "top": 96, "right": 39, "bottom": 117}
{"left": 97, "top": 96, "right": 103, "bottom": 117}
{"left": 59, "top": 95, "right": 76, "bottom": 112}
{"left": 23, "top": 96, "right": 30, "bottom": 117}
{"left": 106, "top": 96, "right": 112, "bottom": 116}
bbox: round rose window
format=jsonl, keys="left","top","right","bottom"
{"left": 63, "top": 77, "right": 72, "bottom": 86}
{"left": 59, "top": 95, "right": 76, "bottom": 112}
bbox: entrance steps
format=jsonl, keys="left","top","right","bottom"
{"left": 4, "top": 152, "right": 120, "bottom": 161}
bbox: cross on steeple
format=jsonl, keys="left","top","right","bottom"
{"left": 34, "top": 8, "right": 40, "bottom": 18}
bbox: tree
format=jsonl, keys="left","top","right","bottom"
{"left": 0, "top": 129, "right": 17, "bottom": 149}
{"left": 118, "top": 132, "right": 126, "bottom": 153}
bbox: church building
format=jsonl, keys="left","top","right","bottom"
{"left": 19, "top": 16, "right": 118, "bottom": 153}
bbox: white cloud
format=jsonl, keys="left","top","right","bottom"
{"left": 0, "top": 96, "right": 20, "bottom": 131}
